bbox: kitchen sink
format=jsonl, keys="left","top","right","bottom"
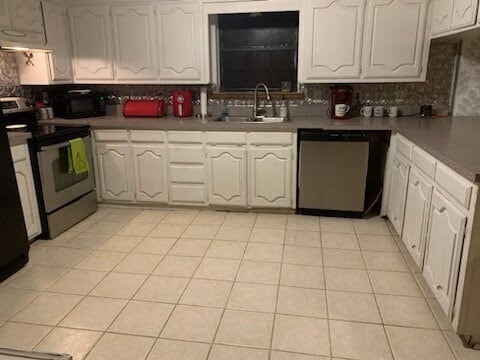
{"left": 210, "top": 116, "right": 286, "bottom": 123}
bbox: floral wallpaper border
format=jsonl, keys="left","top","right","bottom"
{"left": 453, "top": 35, "right": 480, "bottom": 116}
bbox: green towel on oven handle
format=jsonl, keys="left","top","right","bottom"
{"left": 68, "top": 138, "right": 89, "bottom": 175}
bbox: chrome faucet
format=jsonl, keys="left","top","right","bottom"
{"left": 253, "top": 83, "right": 272, "bottom": 120}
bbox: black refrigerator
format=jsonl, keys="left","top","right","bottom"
{"left": 0, "top": 125, "right": 29, "bottom": 282}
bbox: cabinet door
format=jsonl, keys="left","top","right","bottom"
{"left": 111, "top": 4, "right": 158, "bottom": 81}
{"left": 402, "top": 168, "right": 433, "bottom": 268}
{"left": 423, "top": 191, "right": 467, "bottom": 316}
{"left": 363, "top": 0, "right": 429, "bottom": 79}
{"left": 207, "top": 147, "right": 247, "bottom": 206}
{"left": 155, "top": 2, "right": 203, "bottom": 82}
{"left": 14, "top": 158, "right": 41, "bottom": 239}
{"left": 249, "top": 148, "right": 292, "bottom": 208}
{"left": 69, "top": 5, "right": 114, "bottom": 80}
{"left": 9, "top": 0, "right": 44, "bottom": 34}
{"left": 43, "top": 1, "right": 72, "bottom": 82}
{"left": 0, "top": 0, "right": 10, "bottom": 28}
{"left": 132, "top": 145, "right": 168, "bottom": 203}
{"left": 431, "top": 0, "right": 454, "bottom": 35}
{"left": 451, "top": 0, "right": 478, "bottom": 30}
{"left": 387, "top": 154, "right": 410, "bottom": 235}
{"left": 303, "top": 0, "right": 365, "bottom": 81}
{"left": 96, "top": 143, "right": 134, "bottom": 202}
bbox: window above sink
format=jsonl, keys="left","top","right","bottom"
{"left": 210, "top": 11, "right": 299, "bottom": 93}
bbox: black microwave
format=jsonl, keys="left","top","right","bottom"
{"left": 52, "top": 91, "right": 106, "bottom": 119}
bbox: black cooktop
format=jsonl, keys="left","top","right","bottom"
{"left": 31, "top": 124, "right": 89, "bottom": 138}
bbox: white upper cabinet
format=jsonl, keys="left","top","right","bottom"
{"left": 362, "top": 0, "right": 430, "bottom": 80}
{"left": 451, "top": 0, "right": 479, "bottom": 30}
{"left": 69, "top": 5, "right": 114, "bottom": 81}
{"left": 155, "top": 2, "right": 204, "bottom": 82}
{"left": 43, "top": 1, "right": 72, "bottom": 82}
{"left": 0, "top": 0, "right": 10, "bottom": 28}
{"left": 207, "top": 147, "right": 247, "bottom": 207}
{"left": 387, "top": 153, "right": 410, "bottom": 235}
{"left": 423, "top": 191, "right": 467, "bottom": 316}
{"left": 10, "top": 0, "right": 44, "bottom": 34}
{"left": 249, "top": 148, "right": 292, "bottom": 208}
{"left": 132, "top": 145, "right": 168, "bottom": 203}
{"left": 111, "top": 4, "right": 158, "bottom": 81}
{"left": 431, "top": 0, "right": 454, "bottom": 35}
{"left": 303, "top": 0, "right": 365, "bottom": 81}
{"left": 402, "top": 168, "right": 433, "bottom": 268}
{"left": 0, "top": 0, "right": 45, "bottom": 44}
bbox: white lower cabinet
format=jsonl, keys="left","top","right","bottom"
{"left": 207, "top": 146, "right": 247, "bottom": 206}
{"left": 385, "top": 133, "right": 479, "bottom": 329}
{"left": 12, "top": 145, "right": 41, "bottom": 240}
{"left": 249, "top": 148, "right": 292, "bottom": 208}
{"left": 132, "top": 145, "right": 168, "bottom": 203}
{"left": 93, "top": 130, "right": 295, "bottom": 208}
{"left": 402, "top": 168, "right": 433, "bottom": 268}
{"left": 96, "top": 143, "right": 134, "bottom": 201}
{"left": 387, "top": 153, "right": 410, "bottom": 235}
{"left": 423, "top": 191, "right": 467, "bottom": 316}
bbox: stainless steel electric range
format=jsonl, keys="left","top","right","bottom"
{"left": 2, "top": 97, "right": 97, "bottom": 239}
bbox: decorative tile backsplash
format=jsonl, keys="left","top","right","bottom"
{"left": 2, "top": 42, "right": 460, "bottom": 114}
{"left": 0, "top": 52, "right": 24, "bottom": 97}
{"left": 453, "top": 35, "right": 480, "bottom": 116}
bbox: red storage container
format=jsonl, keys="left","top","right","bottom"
{"left": 172, "top": 90, "right": 193, "bottom": 117}
{"left": 123, "top": 100, "right": 167, "bottom": 118}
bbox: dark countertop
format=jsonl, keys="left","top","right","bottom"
{"left": 7, "top": 132, "right": 31, "bottom": 147}
{"left": 39, "top": 115, "right": 480, "bottom": 183}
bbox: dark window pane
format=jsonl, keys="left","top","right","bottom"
{"left": 219, "top": 12, "right": 299, "bottom": 91}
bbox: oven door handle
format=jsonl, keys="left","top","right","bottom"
{"left": 40, "top": 137, "right": 90, "bottom": 152}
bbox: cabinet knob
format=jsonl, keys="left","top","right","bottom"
{"left": 436, "top": 285, "right": 443, "bottom": 291}
{"left": 411, "top": 245, "right": 416, "bottom": 249}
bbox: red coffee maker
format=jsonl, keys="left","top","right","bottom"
{"left": 329, "top": 85, "right": 353, "bottom": 120}
{"left": 173, "top": 90, "right": 193, "bottom": 117}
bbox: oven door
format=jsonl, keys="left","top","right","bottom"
{"left": 38, "top": 136, "right": 95, "bottom": 213}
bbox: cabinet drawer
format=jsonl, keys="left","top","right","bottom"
{"left": 412, "top": 146, "right": 436, "bottom": 178}
{"left": 168, "top": 146, "right": 204, "bottom": 164}
{"left": 248, "top": 132, "right": 293, "bottom": 146}
{"left": 168, "top": 131, "right": 203, "bottom": 144}
{"left": 435, "top": 163, "right": 474, "bottom": 209}
{"left": 206, "top": 132, "right": 247, "bottom": 145}
{"left": 130, "top": 130, "right": 166, "bottom": 143}
{"left": 170, "top": 183, "right": 206, "bottom": 204}
{"left": 169, "top": 165, "right": 206, "bottom": 183}
{"left": 94, "top": 130, "right": 128, "bottom": 142}
{"left": 395, "top": 134, "right": 412, "bottom": 160}
{"left": 11, "top": 145, "right": 27, "bottom": 163}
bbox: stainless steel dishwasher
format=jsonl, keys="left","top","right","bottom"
{"left": 297, "top": 129, "right": 371, "bottom": 218}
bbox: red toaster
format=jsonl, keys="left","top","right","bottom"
{"left": 123, "top": 100, "right": 167, "bottom": 118}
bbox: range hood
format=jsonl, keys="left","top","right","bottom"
{"left": 0, "top": 39, "right": 53, "bottom": 52}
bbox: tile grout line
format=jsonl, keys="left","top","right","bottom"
{"left": 358, "top": 218, "right": 399, "bottom": 360}
{"left": 205, "top": 211, "right": 256, "bottom": 359}
{"left": 50, "top": 208, "right": 171, "bottom": 360}
{"left": 267, "top": 217, "right": 288, "bottom": 360}
{"left": 141, "top": 209, "right": 205, "bottom": 360}
{"left": 321, "top": 216, "right": 335, "bottom": 360}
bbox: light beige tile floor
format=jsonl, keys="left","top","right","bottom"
{"left": 0, "top": 206, "right": 477, "bottom": 359}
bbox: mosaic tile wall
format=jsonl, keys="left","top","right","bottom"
{"left": 453, "top": 35, "right": 480, "bottom": 116}
{"left": 0, "top": 52, "right": 24, "bottom": 97}
{"left": 3, "top": 42, "right": 458, "bottom": 114}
